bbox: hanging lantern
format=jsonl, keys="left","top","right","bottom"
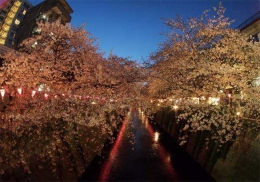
{"left": 0, "top": 88, "right": 5, "bottom": 99}
{"left": 32, "top": 90, "right": 36, "bottom": 98}
{"left": 17, "top": 88, "right": 22, "bottom": 95}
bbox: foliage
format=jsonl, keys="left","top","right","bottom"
{"left": 144, "top": 3, "right": 260, "bottom": 144}
{"left": 0, "top": 3, "right": 260, "bottom": 179}
{"left": 0, "top": 21, "right": 143, "bottom": 126}
{"left": 0, "top": 21, "right": 142, "bottom": 179}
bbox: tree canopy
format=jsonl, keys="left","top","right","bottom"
{"left": 144, "top": 3, "right": 260, "bottom": 144}
{"left": 0, "top": 20, "right": 146, "bottom": 130}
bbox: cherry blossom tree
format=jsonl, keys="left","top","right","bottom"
{"left": 145, "top": 3, "right": 260, "bottom": 145}
{"left": 0, "top": 21, "right": 143, "bottom": 180}
{"left": 0, "top": 21, "right": 144, "bottom": 125}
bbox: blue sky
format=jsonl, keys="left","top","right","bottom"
{"left": 31, "top": 0, "right": 260, "bottom": 62}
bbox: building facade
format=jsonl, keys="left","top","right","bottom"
{"left": 0, "top": 0, "right": 32, "bottom": 48}
{"left": 237, "top": 11, "right": 260, "bottom": 42}
{"left": 14, "top": 0, "right": 73, "bottom": 48}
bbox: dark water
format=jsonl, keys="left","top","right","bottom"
{"left": 80, "top": 109, "right": 215, "bottom": 182}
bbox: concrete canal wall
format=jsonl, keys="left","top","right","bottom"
{"left": 153, "top": 108, "right": 260, "bottom": 182}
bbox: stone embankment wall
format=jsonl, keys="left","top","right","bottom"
{"left": 153, "top": 108, "right": 260, "bottom": 182}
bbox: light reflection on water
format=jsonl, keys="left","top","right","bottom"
{"left": 138, "top": 109, "right": 177, "bottom": 180}
{"left": 154, "top": 131, "right": 160, "bottom": 142}
{"left": 80, "top": 108, "right": 215, "bottom": 182}
{"left": 98, "top": 109, "right": 178, "bottom": 181}
{"left": 99, "top": 114, "right": 129, "bottom": 182}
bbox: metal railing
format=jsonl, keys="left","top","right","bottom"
{"left": 236, "top": 11, "right": 260, "bottom": 30}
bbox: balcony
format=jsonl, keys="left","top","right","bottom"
{"left": 52, "top": 1, "right": 72, "bottom": 23}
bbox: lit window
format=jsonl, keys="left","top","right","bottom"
{"left": 5, "top": 17, "right": 13, "bottom": 25}
{"left": 0, "top": 31, "right": 8, "bottom": 38}
{"left": 11, "top": 6, "right": 19, "bottom": 13}
{"left": 22, "top": 10, "right": 26, "bottom": 15}
{"left": 191, "top": 97, "right": 200, "bottom": 104}
{"left": 7, "top": 11, "right": 15, "bottom": 19}
{"left": 14, "top": 1, "right": 22, "bottom": 7}
{"left": 15, "top": 19, "right": 20, "bottom": 25}
{"left": 208, "top": 97, "right": 220, "bottom": 105}
{"left": 0, "top": 39, "right": 5, "bottom": 44}
{"left": 2, "top": 24, "right": 10, "bottom": 31}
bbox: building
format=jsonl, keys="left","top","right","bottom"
{"left": 0, "top": 0, "right": 32, "bottom": 48}
{"left": 237, "top": 11, "right": 260, "bottom": 87}
{"left": 237, "top": 11, "right": 260, "bottom": 42}
{"left": 14, "top": 0, "right": 73, "bottom": 48}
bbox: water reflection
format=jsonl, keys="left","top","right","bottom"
{"left": 80, "top": 109, "right": 215, "bottom": 182}
{"left": 143, "top": 113, "right": 178, "bottom": 180}
{"left": 154, "top": 131, "right": 160, "bottom": 142}
{"left": 99, "top": 117, "right": 128, "bottom": 182}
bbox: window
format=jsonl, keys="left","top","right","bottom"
{"left": 14, "top": 19, "right": 20, "bottom": 25}
{"left": 10, "top": 5, "right": 19, "bottom": 13}
{"left": 0, "top": 11, "right": 7, "bottom": 16}
{"left": 22, "top": 9, "right": 26, "bottom": 15}
{"left": 1, "top": 31, "right": 8, "bottom": 38}
{"left": 23, "top": 2, "right": 30, "bottom": 9}
{"left": 0, "top": 38, "right": 5, "bottom": 44}
{"left": 7, "top": 11, "right": 15, "bottom": 19}
{"left": 253, "top": 34, "right": 259, "bottom": 42}
{"left": 18, "top": 13, "right": 23, "bottom": 19}
{"left": 2, "top": 24, "right": 10, "bottom": 31}
{"left": 12, "top": 26, "right": 17, "bottom": 31}
{"left": 5, "top": 17, "right": 13, "bottom": 25}
{"left": 10, "top": 32, "right": 15, "bottom": 38}
{"left": 14, "top": 1, "right": 22, "bottom": 7}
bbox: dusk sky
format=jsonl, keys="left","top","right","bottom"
{"left": 31, "top": 0, "right": 260, "bottom": 62}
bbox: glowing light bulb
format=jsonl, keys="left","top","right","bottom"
{"left": 44, "top": 93, "right": 48, "bottom": 99}
{"left": 173, "top": 105, "right": 178, "bottom": 110}
{"left": 32, "top": 90, "right": 36, "bottom": 97}
{"left": 17, "top": 88, "right": 22, "bottom": 95}
{"left": 0, "top": 88, "right": 5, "bottom": 98}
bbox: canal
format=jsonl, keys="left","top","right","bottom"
{"left": 79, "top": 108, "right": 215, "bottom": 181}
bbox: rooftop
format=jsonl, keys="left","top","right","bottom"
{"left": 236, "top": 11, "right": 260, "bottom": 31}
